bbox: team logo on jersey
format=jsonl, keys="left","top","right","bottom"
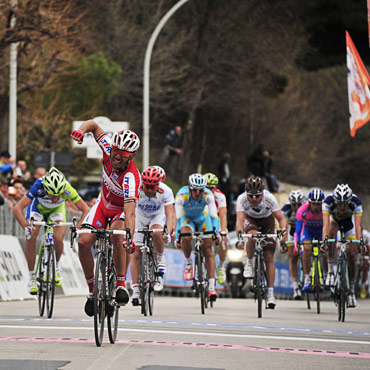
{"left": 65, "top": 190, "right": 71, "bottom": 196}
{"left": 96, "top": 220, "right": 102, "bottom": 228}
{"left": 100, "top": 137, "right": 110, "bottom": 148}
{"left": 158, "top": 187, "right": 164, "bottom": 194}
{"left": 112, "top": 172, "right": 119, "bottom": 180}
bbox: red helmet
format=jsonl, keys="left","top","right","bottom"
{"left": 153, "top": 165, "right": 166, "bottom": 182}
{"left": 141, "top": 166, "right": 164, "bottom": 185}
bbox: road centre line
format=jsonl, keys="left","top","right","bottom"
{"left": 1, "top": 324, "right": 370, "bottom": 346}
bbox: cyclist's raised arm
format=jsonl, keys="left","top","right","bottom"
{"left": 13, "top": 195, "right": 31, "bottom": 229}
{"left": 71, "top": 119, "right": 105, "bottom": 143}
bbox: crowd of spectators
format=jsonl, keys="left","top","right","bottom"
{"left": 0, "top": 149, "right": 97, "bottom": 213}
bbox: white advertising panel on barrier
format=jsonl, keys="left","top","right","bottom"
{"left": 60, "top": 241, "right": 88, "bottom": 296}
{"left": 0, "top": 235, "right": 30, "bottom": 301}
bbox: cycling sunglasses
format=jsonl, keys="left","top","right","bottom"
{"left": 191, "top": 188, "right": 204, "bottom": 193}
{"left": 111, "top": 147, "right": 131, "bottom": 158}
{"left": 143, "top": 184, "right": 159, "bottom": 190}
{"left": 247, "top": 193, "right": 262, "bottom": 199}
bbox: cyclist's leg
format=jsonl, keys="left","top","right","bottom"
{"left": 344, "top": 220, "right": 359, "bottom": 306}
{"left": 326, "top": 219, "right": 338, "bottom": 286}
{"left": 46, "top": 203, "right": 67, "bottom": 262}
{"left": 179, "top": 219, "right": 194, "bottom": 280}
{"left": 78, "top": 200, "right": 104, "bottom": 293}
{"left": 243, "top": 215, "right": 258, "bottom": 278}
{"left": 131, "top": 215, "right": 146, "bottom": 302}
{"left": 301, "top": 228, "right": 313, "bottom": 290}
{"left": 25, "top": 200, "right": 42, "bottom": 293}
{"left": 150, "top": 214, "right": 166, "bottom": 273}
{"left": 288, "top": 239, "right": 300, "bottom": 296}
{"left": 111, "top": 214, "right": 129, "bottom": 304}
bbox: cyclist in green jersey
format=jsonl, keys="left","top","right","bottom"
{"left": 13, "top": 167, "right": 89, "bottom": 294}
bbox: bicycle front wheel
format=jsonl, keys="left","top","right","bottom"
{"left": 256, "top": 254, "right": 263, "bottom": 318}
{"left": 313, "top": 259, "right": 321, "bottom": 314}
{"left": 93, "top": 253, "right": 106, "bottom": 347}
{"left": 338, "top": 262, "right": 348, "bottom": 322}
{"left": 196, "top": 254, "right": 205, "bottom": 314}
{"left": 36, "top": 251, "right": 46, "bottom": 317}
{"left": 107, "top": 253, "right": 119, "bottom": 344}
{"left": 45, "top": 247, "right": 56, "bottom": 318}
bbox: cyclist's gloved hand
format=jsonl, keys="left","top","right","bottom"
{"left": 25, "top": 226, "right": 32, "bottom": 240}
{"left": 165, "top": 234, "right": 172, "bottom": 244}
{"left": 71, "top": 129, "right": 84, "bottom": 144}
{"left": 123, "top": 240, "right": 136, "bottom": 254}
{"left": 320, "top": 236, "right": 329, "bottom": 253}
{"left": 280, "top": 241, "right": 287, "bottom": 253}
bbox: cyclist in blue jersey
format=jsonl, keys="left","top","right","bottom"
{"left": 13, "top": 167, "right": 89, "bottom": 294}
{"left": 175, "top": 173, "right": 220, "bottom": 301}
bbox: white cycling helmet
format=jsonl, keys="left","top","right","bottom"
{"left": 112, "top": 130, "right": 140, "bottom": 153}
{"left": 188, "top": 173, "right": 207, "bottom": 190}
{"left": 288, "top": 190, "right": 304, "bottom": 205}
{"left": 333, "top": 184, "right": 352, "bottom": 203}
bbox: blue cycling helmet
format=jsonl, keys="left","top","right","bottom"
{"left": 188, "top": 173, "right": 207, "bottom": 190}
{"left": 308, "top": 188, "right": 325, "bottom": 203}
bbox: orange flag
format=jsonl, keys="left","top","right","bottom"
{"left": 368, "top": 0, "right": 370, "bottom": 47}
{"left": 346, "top": 31, "right": 370, "bottom": 137}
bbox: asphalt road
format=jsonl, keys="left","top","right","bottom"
{"left": 1, "top": 295, "right": 370, "bottom": 370}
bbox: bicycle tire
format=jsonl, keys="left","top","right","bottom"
{"left": 46, "top": 247, "right": 56, "bottom": 318}
{"left": 196, "top": 253, "right": 205, "bottom": 314}
{"left": 313, "top": 258, "right": 321, "bottom": 314}
{"left": 340, "top": 261, "right": 349, "bottom": 322}
{"left": 37, "top": 249, "right": 46, "bottom": 317}
{"left": 93, "top": 253, "right": 106, "bottom": 347}
{"left": 230, "top": 275, "right": 239, "bottom": 298}
{"left": 148, "top": 250, "right": 156, "bottom": 316}
{"left": 148, "top": 286, "right": 154, "bottom": 316}
{"left": 256, "top": 253, "right": 263, "bottom": 318}
{"left": 107, "top": 250, "right": 118, "bottom": 344}
{"left": 354, "top": 257, "right": 362, "bottom": 299}
{"left": 140, "top": 248, "right": 148, "bottom": 316}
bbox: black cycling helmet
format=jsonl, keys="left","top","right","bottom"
{"left": 245, "top": 176, "right": 264, "bottom": 195}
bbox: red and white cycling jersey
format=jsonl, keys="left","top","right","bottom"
{"left": 96, "top": 133, "right": 141, "bottom": 210}
{"left": 205, "top": 188, "right": 226, "bottom": 217}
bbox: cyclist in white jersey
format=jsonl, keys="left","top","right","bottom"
{"left": 204, "top": 173, "right": 228, "bottom": 284}
{"left": 235, "top": 176, "right": 287, "bottom": 309}
{"left": 130, "top": 166, "right": 176, "bottom": 305}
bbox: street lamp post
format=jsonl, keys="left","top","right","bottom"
{"left": 143, "top": 0, "right": 190, "bottom": 169}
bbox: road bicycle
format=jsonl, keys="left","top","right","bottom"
{"left": 136, "top": 227, "right": 165, "bottom": 316}
{"left": 239, "top": 231, "right": 282, "bottom": 318}
{"left": 324, "top": 230, "right": 362, "bottom": 322}
{"left": 300, "top": 239, "right": 328, "bottom": 314}
{"left": 30, "top": 217, "right": 73, "bottom": 319}
{"left": 71, "top": 223, "right": 128, "bottom": 347}
{"left": 179, "top": 227, "right": 216, "bottom": 314}
{"left": 239, "top": 230, "right": 281, "bottom": 318}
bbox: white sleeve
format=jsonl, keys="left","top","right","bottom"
{"left": 175, "top": 196, "right": 185, "bottom": 218}
{"left": 206, "top": 193, "right": 218, "bottom": 218}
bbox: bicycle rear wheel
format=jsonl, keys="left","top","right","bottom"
{"left": 46, "top": 247, "right": 56, "bottom": 318}
{"left": 37, "top": 251, "right": 46, "bottom": 317}
{"left": 93, "top": 253, "right": 106, "bottom": 347}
